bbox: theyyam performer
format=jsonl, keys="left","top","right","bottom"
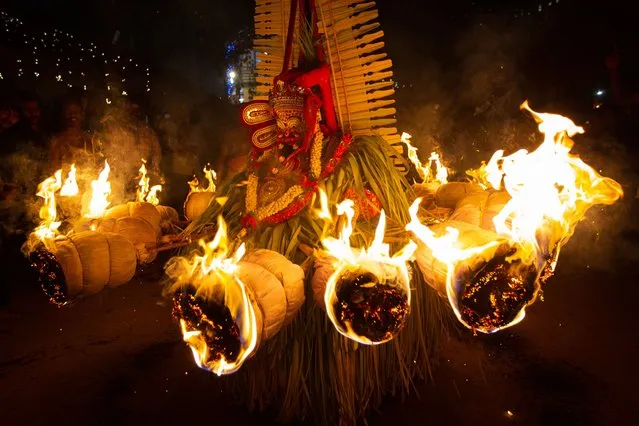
{"left": 164, "top": 0, "right": 623, "bottom": 424}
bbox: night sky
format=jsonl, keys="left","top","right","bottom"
{"left": 4, "top": 0, "right": 638, "bottom": 101}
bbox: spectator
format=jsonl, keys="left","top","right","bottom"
{"left": 48, "top": 96, "right": 101, "bottom": 172}
{"left": 17, "top": 91, "right": 47, "bottom": 146}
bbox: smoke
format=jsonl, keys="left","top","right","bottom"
{"left": 388, "top": 10, "right": 638, "bottom": 271}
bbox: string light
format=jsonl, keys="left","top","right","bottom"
{"left": 1, "top": 11, "right": 151, "bottom": 98}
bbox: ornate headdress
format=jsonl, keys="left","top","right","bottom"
{"left": 240, "top": 0, "right": 404, "bottom": 227}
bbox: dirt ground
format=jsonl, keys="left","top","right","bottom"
{"left": 1, "top": 203, "right": 638, "bottom": 426}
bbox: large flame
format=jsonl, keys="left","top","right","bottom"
{"left": 85, "top": 160, "right": 112, "bottom": 219}
{"left": 321, "top": 199, "right": 416, "bottom": 344}
{"left": 59, "top": 164, "right": 79, "bottom": 197}
{"left": 401, "top": 132, "right": 448, "bottom": 184}
{"left": 407, "top": 102, "right": 623, "bottom": 333}
{"left": 168, "top": 216, "right": 258, "bottom": 375}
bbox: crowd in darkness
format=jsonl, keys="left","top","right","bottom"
{"left": 0, "top": 86, "right": 249, "bottom": 266}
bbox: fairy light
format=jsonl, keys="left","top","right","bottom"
{"left": 1, "top": 11, "right": 152, "bottom": 97}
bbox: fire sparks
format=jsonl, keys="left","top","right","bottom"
{"left": 407, "top": 102, "right": 623, "bottom": 334}
{"left": 401, "top": 132, "right": 448, "bottom": 184}
{"left": 85, "top": 160, "right": 112, "bottom": 219}
{"left": 320, "top": 199, "right": 416, "bottom": 344}
{"left": 167, "top": 216, "right": 258, "bottom": 375}
{"left": 59, "top": 164, "right": 79, "bottom": 197}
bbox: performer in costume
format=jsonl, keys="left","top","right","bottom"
{"left": 176, "top": 1, "right": 448, "bottom": 424}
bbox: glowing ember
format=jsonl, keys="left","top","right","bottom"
{"left": 136, "top": 159, "right": 150, "bottom": 202}
{"left": 59, "top": 164, "right": 79, "bottom": 197}
{"left": 84, "top": 160, "right": 112, "bottom": 219}
{"left": 400, "top": 132, "right": 448, "bottom": 184}
{"left": 321, "top": 199, "right": 416, "bottom": 344}
{"left": 166, "top": 216, "right": 257, "bottom": 375}
{"left": 407, "top": 102, "right": 623, "bottom": 333}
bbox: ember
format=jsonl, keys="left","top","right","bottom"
{"left": 30, "top": 248, "right": 68, "bottom": 306}
{"left": 457, "top": 251, "right": 538, "bottom": 333}
{"left": 318, "top": 199, "right": 416, "bottom": 345}
{"left": 173, "top": 290, "right": 242, "bottom": 365}
{"left": 332, "top": 265, "right": 410, "bottom": 343}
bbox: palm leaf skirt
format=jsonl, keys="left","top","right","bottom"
{"left": 179, "top": 136, "right": 449, "bottom": 425}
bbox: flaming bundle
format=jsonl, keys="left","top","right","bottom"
{"left": 31, "top": 231, "right": 137, "bottom": 306}
{"left": 313, "top": 199, "right": 416, "bottom": 344}
{"left": 407, "top": 102, "right": 623, "bottom": 333}
{"left": 184, "top": 164, "right": 217, "bottom": 222}
{"left": 25, "top": 157, "right": 185, "bottom": 304}
{"left": 166, "top": 217, "right": 304, "bottom": 374}
{"left": 26, "top": 164, "right": 138, "bottom": 305}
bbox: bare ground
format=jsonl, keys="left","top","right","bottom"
{"left": 1, "top": 205, "right": 638, "bottom": 426}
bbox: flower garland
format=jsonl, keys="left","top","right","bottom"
{"left": 242, "top": 133, "right": 353, "bottom": 227}
{"left": 320, "top": 134, "right": 352, "bottom": 179}
{"left": 245, "top": 173, "right": 259, "bottom": 212}
{"left": 309, "top": 116, "right": 323, "bottom": 180}
{"left": 254, "top": 185, "right": 305, "bottom": 221}
{"left": 261, "top": 189, "right": 316, "bottom": 225}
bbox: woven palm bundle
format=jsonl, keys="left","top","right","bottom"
{"left": 181, "top": 137, "right": 448, "bottom": 425}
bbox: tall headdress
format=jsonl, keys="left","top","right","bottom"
{"left": 253, "top": 0, "right": 406, "bottom": 172}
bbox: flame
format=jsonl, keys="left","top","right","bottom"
{"left": 428, "top": 151, "right": 448, "bottom": 184}
{"left": 146, "top": 185, "right": 162, "bottom": 205}
{"left": 33, "top": 170, "right": 63, "bottom": 247}
{"left": 59, "top": 164, "right": 79, "bottom": 197}
{"left": 188, "top": 164, "right": 217, "bottom": 194}
{"left": 407, "top": 101, "right": 623, "bottom": 333}
{"left": 136, "top": 159, "right": 150, "bottom": 202}
{"left": 169, "top": 216, "right": 257, "bottom": 375}
{"left": 314, "top": 188, "right": 332, "bottom": 221}
{"left": 203, "top": 164, "right": 217, "bottom": 192}
{"left": 400, "top": 132, "right": 448, "bottom": 184}
{"left": 321, "top": 199, "right": 416, "bottom": 344}
{"left": 406, "top": 199, "right": 506, "bottom": 331}
{"left": 187, "top": 175, "right": 200, "bottom": 193}
{"left": 484, "top": 101, "right": 622, "bottom": 263}
{"left": 85, "top": 160, "right": 112, "bottom": 219}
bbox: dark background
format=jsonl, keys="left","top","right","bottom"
{"left": 2, "top": 2, "right": 639, "bottom": 425}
